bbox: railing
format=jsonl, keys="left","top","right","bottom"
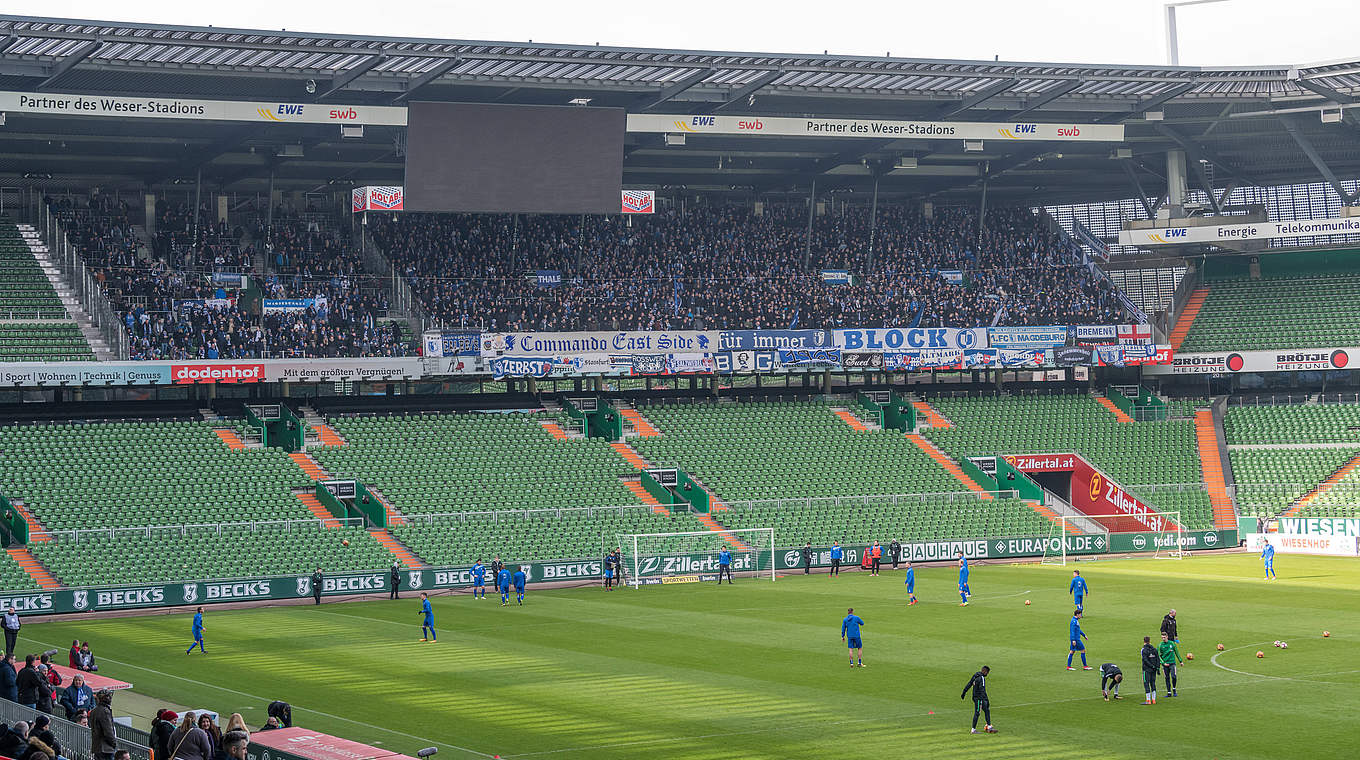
{"left": 33, "top": 516, "right": 367, "bottom": 544}
{"left": 39, "top": 203, "right": 130, "bottom": 359}
{"left": 0, "top": 699, "right": 151, "bottom": 760}
{"left": 0, "top": 308, "right": 72, "bottom": 321}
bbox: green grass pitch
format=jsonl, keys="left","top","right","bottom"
{"left": 23, "top": 554, "right": 1359, "bottom": 760}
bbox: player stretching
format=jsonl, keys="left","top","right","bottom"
{"left": 840, "top": 607, "right": 865, "bottom": 667}
{"left": 957, "top": 553, "right": 970, "bottom": 606}
{"left": 1158, "top": 632, "right": 1182, "bottom": 697}
{"left": 1069, "top": 570, "right": 1088, "bottom": 611}
{"left": 1140, "top": 635, "right": 1160, "bottom": 704}
{"left": 1067, "top": 610, "right": 1092, "bottom": 670}
{"left": 1261, "top": 539, "right": 1276, "bottom": 579}
{"left": 1099, "top": 663, "right": 1123, "bottom": 701}
{"left": 185, "top": 607, "right": 205, "bottom": 654}
{"left": 513, "top": 566, "right": 527, "bottom": 605}
{"left": 904, "top": 561, "right": 918, "bottom": 606}
{"left": 497, "top": 566, "right": 512, "bottom": 606}
{"left": 471, "top": 560, "right": 486, "bottom": 599}
{"left": 960, "top": 665, "right": 996, "bottom": 734}
{"left": 418, "top": 593, "right": 437, "bottom": 642}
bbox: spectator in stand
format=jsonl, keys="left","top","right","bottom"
{"left": 222, "top": 714, "right": 248, "bottom": 740}
{"left": 220, "top": 732, "right": 248, "bottom": 760}
{"left": 26, "top": 715, "right": 61, "bottom": 760}
{"left": 59, "top": 674, "right": 94, "bottom": 720}
{"left": 150, "top": 710, "right": 179, "bottom": 760}
{"left": 169, "top": 712, "right": 214, "bottom": 760}
{"left": 34, "top": 664, "right": 55, "bottom": 714}
{"left": 197, "top": 715, "right": 222, "bottom": 751}
{"left": 0, "top": 722, "right": 28, "bottom": 759}
{"left": 89, "top": 690, "right": 116, "bottom": 760}
{"left": 67, "top": 641, "right": 79, "bottom": 670}
{"left": 76, "top": 643, "right": 97, "bottom": 673}
{"left": 16, "top": 655, "right": 45, "bottom": 708}
{"left": 258, "top": 717, "right": 281, "bottom": 732}
{"left": 0, "top": 652, "right": 16, "bottom": 702}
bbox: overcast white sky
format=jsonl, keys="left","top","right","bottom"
{"left": 27, "top": 0, "right": 1360, "bottom": 67}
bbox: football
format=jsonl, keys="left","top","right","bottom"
{"left": 1186, "top": 653, "right": 1194, "bottom": 660}
{"left": 1025, "top": 599, "right": 1031, "bottom": 605}
{"left": 1273, "top": 640, "right": 1282, "bottom": 648}
{"left": 1256, "top": 651, "right": 1265, "bottom": 658}
{"left": 1280, "top": 641, "right": 1288, "bottom": 649}
{"left": 1323, "top": 631, "right": 1331, "bottom": 637}
{"left": 1216, "top": 643, "right": 1225, "bottom": 651}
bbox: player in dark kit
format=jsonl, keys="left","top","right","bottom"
{"left": 960, "top": 666, "right": 996, "bottom": 734}
{"left": 1140, "top": 636, "right": 1160, "bottom": 705}
{"left": 1099, "top": 663, "right": 1122, "bottom": 701}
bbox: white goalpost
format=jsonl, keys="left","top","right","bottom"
{"left": 615, "top": 528, "right": 776, "bottom": 588}
{"left": 1149, "top": 512, "right": 1185, "bottom": 559}
{"left": 1042, "top": 515, "right": 1075, "bottom": 566}
{"left": 1043, "top": 511, "right": 1183, "bottom": 564}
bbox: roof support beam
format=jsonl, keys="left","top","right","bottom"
{"left": 1097, "top": 82, "right": 1195, "bottom": 123}
{"left": 391, "top": 57, "right": 462, "bottom": 104}
{"left": 633, "top": 68, "right": 713, "bottom": 112}
{"left": 1008, "top": 80, "right": 1082, "bottom": 119}
{"left": 1295, "top": 78, "right": 1356, "bottom": 105}
{"left": 937, "top": 78, "right": 1018, "bottom": 118}
{"left": 1153, "top": 124, "right": 1261, "bottom": 187}
{"left": 1189, "top": 156, "right": 1222, "bottom": 213}
{"left": 1120, "top": 158, "right": 1157, "bottom": 218}
{"left": 1281, "top": 116, "right": 1359, "bottom": 203}
{"left": 33, "top": 39, "right": 101, "bottom": 91}
{"left": 0, "top": 35, "right": 17, "bottom": 56}
{"left": 315, "top": 54, "right": 386, "bottom": 100}
{"left": 710, "top": 70, "right": 783, "bottom": 112}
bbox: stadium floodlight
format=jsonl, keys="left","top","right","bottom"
{"left": 1145, "top": 110, "right": 1165, "bottom": 121}
{"left": 665, "top": 133, "right": 686, "bottom": 146}
{"left": 304, "top": 78, "right": 317, "bottom": 94}
{"left": 895, "top": 157, "right": 919, "bottom": 169}
{"left": 1321, "top": 107, "right": 1343, "bottom": 123}
{"left": 1164, "top": 0, "right": 1232, "bottom": 65}
{"left": 963, "top": 140, "right": 984, "bottom": 153}
{"left": 568, "top": 97, "right": 592, "bottom": 106}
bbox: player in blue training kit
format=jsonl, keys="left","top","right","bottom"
{"left": 1069, "top": 570, "right": 1088, "bottom": 610}
{"left": 1067, "top": 609, "right": 1091, "bottom": 670}
{"left": 418, "top": 592, "right": 436, "bottom": 642}
{"left": 471, "top": 560, "right": 486, "bottom": 599}
{"left": 904, "top": 561, "right": 918, "bottom": 606}
{"left": 840, "top": 607, "right": 866, "bottom": 667}
{"left": 513, "top": 567, "right": 527, "bottom": 605}
{"left": 716, "top": 548, "right": 734, "bottom": 584}
{"left": 829, "top": 543, "right": 843, "bottom": 576}
{"left": 497, "top": 567, "right": 512, "bottom": 606}
{"left": 957, "top": 553, "right": 970, "bottom": 605}
{"left": 1261, "top": 540, "right": 1276, "bottom": 579}
{"left": 185, "top": 607, "right": 205, "bottom": 654}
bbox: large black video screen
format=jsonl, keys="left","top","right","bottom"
{"left": 404, "top": 102, "right": 625, "bottom": 214}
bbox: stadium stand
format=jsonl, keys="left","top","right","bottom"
{"left": 629, "top": 401, "right": 965, "bottom": 501}
{"left": 1225, "top": 402, "right": 1360, "bottom": 445}
{"left": 1225, "top": 402, "right": 1360, "bottom": 518}
{"left": 372, "top": 206, "right": 1125, "bottom": 332}
{"left": 1179, "top": 272, "right": 1360, "bottom": 352}
{"left": 0, "top": 218, "right": 94, "bottom": 361}
{"left": 712, "top": 493, "right": 1053, "bottom": 544}
{"left": 922, "top": 394, "right": 1215, "bottom": 528}
{"left": 0, "top": 419, "right": 396, "bottom": 585}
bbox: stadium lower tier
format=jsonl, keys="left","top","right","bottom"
{"left": 390, "top": 509, "right": 717, "bottom": 567}
{"left": 30, "top": 525, "right": 395, "bottom": 588}
{"left": 1229, "top": 448, "right": 1360, "bottom": 517}
{"left": 922, "top": 394, "right": 1215, "bottom": 529}
{"left": 711, "top": 495, "right": 1055, "bottom": 545}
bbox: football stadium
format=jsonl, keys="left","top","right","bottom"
{"left": 0, "top": 7, "right": 1356, "bottom": 760}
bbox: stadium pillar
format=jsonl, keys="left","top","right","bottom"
{"left": 143, "top": 193, "right": 156, "bottom": 236}
{"left": 804, "top": 180, "right": 815, "bottom": 270}
{"left": 266, "top": 172, "right": 275, "bottom": 235}
{"left": 1166, "top": 150, "right": 1188, "bottom": 217}
{"left": 867, "top": 177, "right": 879, "bottom": 271}
{"left": 822, "top": 369, "right": 832, "bottom": 394}
{"left": 977, "top": 177, "right": 988, "bottom": 246}
{"left": 193, "top": 168, "right": 202, "bottom": 246}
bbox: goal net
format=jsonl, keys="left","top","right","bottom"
{"left": 1042, "top": 515, "right": 1074, "bottom": 566}
{"left": 1111, "top": 511, "right": 1184, "bottom": 559}
{"left": 615, "top": 528, "right": 776, "bottom": 588}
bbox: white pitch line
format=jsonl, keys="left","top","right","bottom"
{"left": 1209, "top": 641, "right": 1359, "bottom": 685}
{"left": 24, "top": 637, "right": 497, "bottom": 759}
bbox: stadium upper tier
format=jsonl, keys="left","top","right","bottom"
{"left": 922, "top": 394, "right": 1215, "bottom": 528}
{"left": 0, "top": 218, "right": 95, "bottom": 362}
{"left": 1180, "top": 272, "right": 1360, "bottom": 352}
{"left": 631, "top": 401, "right": 963, "bottom": 500}
{"left": 374, "top": 205, "right": 1124, "bottom": 331}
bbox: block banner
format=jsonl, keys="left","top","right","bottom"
{"left": 835, "top": 328, "right": 987, "bottom": 351}
{"left": 421, "top": 331, "right": 481, "bottom": 358}
{"left": 988, "top": 326, "right": 1069, "bottom": 349}
{"left": 1145, "top": 347, "right": 1357, "bottom": 375}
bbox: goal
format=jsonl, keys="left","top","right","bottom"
{"left": 1042, "top": 515, "right": 1076, "bottom": 566}
{"left": 615, "top": 528, "right": 776, "bottom": 588}
{"left": 1112, "top": 511, "right": 1185, "bottom": 560}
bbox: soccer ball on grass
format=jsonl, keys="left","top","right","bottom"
{"left": 1185, "top": 653, "right": 1193, "bottom": 661}
{"left": 1216, "top": 643, "right": 1225, "bottom": 651}
{"left": 1024, "top": 599, "right": 1031, "bottom": 606}
{"left": 1256, "top": 651, "right": 1265, "bottom": 659}
{"left": 1323, "top": 631, "right": 1330, "bottom": 637}
{"left": 1279, "top": 641, "right": 1288, "bottom": 649}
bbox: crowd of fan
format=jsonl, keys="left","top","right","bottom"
{"left": 372, "top": 204, "right": 1125, "bottom": 331}
{"left": 49, "top": 197, "right": 411, "bottom": 359}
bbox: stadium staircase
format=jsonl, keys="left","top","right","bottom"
{"left": 610, "top": 441, "right": 651, "bottom": 469}
{"left": 371, "top": 530, "right": 425, "bottom": 568}
{"left": 9, "top": 500, "right": 49, "bottom": 543}
{"left": 10, "top": 221, "right": 111, "bottom": 360}
{"left": 1169, "top": 287, "right": 1208, "bottom": 350}
{"left": 289, "top": 449, "right": 427, "bottom": 566}
{"left": 1194, "top": 410, "right": 1238, "bottom": 528}
{"left": 622, "top": 479, "right": 670, "bottom": 515}
{"left": 1025, "top": 500, "right": 1082, "bottom": 534}
{"left": 215, "top": 428, "right": 247, "bottom": 450}
{"left": 5, "top": 547, "right": 59, "bottom": 590}
{"left": 289, "top": 451, "right": 329, "bottom": 480}
{"left": 296, "top": 493, "right": 343, "bottom": 528}
{"left": 694, "top": 511, "right": 753, "bottom": 551}
{"left": 541, "top": 421, "right": 570, "bottom": 440}
{"left": 618, "top": 407, "right": 661, "bottom": 437}
{"left": 831, "top": 408, "right": 869, "bottom": 431}
{"left": 316, "top": 424, "right": 347, "bottom": 447}
{"left": 1283, "top": 453, "right": 1360, "bottom": 518}
{"left": 1095, "top": 395, "right": 1135, "bottom": 423}
{"left": 910, "top": 400, "right": 953, "bottom": 429}
{"left": 904, "top": 434, "right": 993, "bottom": 499}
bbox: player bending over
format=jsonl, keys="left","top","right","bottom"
{"left": 1158, "top": 632, "right": 1182, "bottom": 697}
{"left": 960, "top": 665, "right": 996, "bottom": 733}
{"left": 840, "top": 607, "right": 865, "bottom": 668}
{"left": 419, "top": 593, "right": 437, "bottom": 642}
{"left": 1261, "top": 540, "right": 1276, "bottom": 580}
{"left": 1069, "top": 570, "right": 1088, "bottom": 611}
{"left": 904, "top": 561, "right": 917, "bottom": 606}
{"left": 1140, "top": 635, "right": 1160, "bottom": 705}
{"left": 185, "top": 607, "right": 205, "bottom": 654}
{"left": 1067, "top": 609, "right": 1091, "bottom": 670}
{"left": 1099, "top": 663, "right": 1122, "bottom": 701}
{"left": 957, "top": 553, "right": 970, "bottom": 606}
{"left": 513, "top": 566, "right": 527, "bottom": 605}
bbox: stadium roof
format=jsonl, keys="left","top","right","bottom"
{"left": 3, "top": 15, "right": 1360, "bottom": 206}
